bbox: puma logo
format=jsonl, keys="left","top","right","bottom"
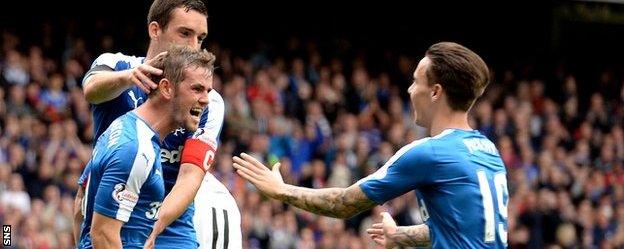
{"left": 128, "top": 91, "right": 143, "bottom": 109}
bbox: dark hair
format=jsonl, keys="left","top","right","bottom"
{"left": 425, "top": 42, "right": 490, "bottom": 111}
{"left": 147, "top": 0, "right": 208, "bottom": 29}
{"left": 149, "top": 46, "right": 216, "bottom": 98}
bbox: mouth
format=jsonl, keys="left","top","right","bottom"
{"left": 189, "top": 107, "right": 202, "bottom": 118}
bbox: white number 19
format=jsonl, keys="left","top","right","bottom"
{"left": 476, "top": 171, "right": 508, "bottom": 244}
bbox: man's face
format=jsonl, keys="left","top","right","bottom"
{"left": 156, "top": 8, "right": 208, "bottom": 51}
{"left": 407, "top": 57, "right": 434, "bottom": 127}
{"left": 172, "top": 67, "right": 212, "bottom": 132}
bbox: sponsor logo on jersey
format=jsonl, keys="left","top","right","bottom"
{"left": 112, "top": 183, "right": 139, "bottom": 205}
{"left": 160, "top": 146, "right": 184, "bottom": 164}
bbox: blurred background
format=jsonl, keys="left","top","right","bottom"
{"left": 1, "top": 0, "right": 624, "bottom": 248}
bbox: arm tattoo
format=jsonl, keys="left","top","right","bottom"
{"left": 391, "top": 224, "right": 431, "bottom": 247}
{"left": 276, "top": 184, "right": 376, "bottom": 219}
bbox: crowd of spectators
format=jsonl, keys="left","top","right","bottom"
{"left": 0, "top": 19, "right": 623, "bottom": 249}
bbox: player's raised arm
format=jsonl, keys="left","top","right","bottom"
{"left": 233, "top": 137, "right": 431, "bottom": 219}
{"left": 366, "top": 212, "right": 430, "bottom": 248}
{"left": 233, "top": 153, "right": 376, "bottom": 219}
{"left": 83, "top": 52, "right": 166, "bottom": 104}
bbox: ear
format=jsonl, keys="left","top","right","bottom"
{"left": 158, "top": 78, "right": 174, "bottom": 100}
{"left": 431, "top": 84, "right": 443, "bottom": 101}
{"left": 148, "top": 21, "right": 161, "bottom": 40}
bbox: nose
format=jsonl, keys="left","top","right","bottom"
{"left": 188, "top": 37, "right": 201, "bottom": 50}
{"left": 198, "top": 91, "right": 209, "bottom": 108}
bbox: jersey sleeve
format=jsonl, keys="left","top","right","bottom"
{"left": 181, "top": 90, "right": 225, "bottom": 172}
{"left": 82, "top": 52, "right": 142, "bottom": 87}
{"left": 93, "top": 142, "right": 153, "bottom": 222}
{"left": 357, "top": 138, "right": 435, "bottom": 204}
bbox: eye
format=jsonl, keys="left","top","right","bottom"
{"left": 180, "top": 31, "right": 190, "bottom": 37}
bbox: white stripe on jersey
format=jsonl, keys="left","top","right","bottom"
{"left": 115, "top": 119, "right": 156, "bottom": 221}
{"left": 192, "top": 90, "right": 225, "bottom": 144}
{"left": 82, "top": 171, "right": 91, "bottom": 217}
{"left": 356, "top": 129, "right": 455, "bottom": 184}
{"left": 83, "top": 52, "right": 144, "bottom": 86}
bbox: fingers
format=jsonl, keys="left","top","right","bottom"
{"left": 272, "top": 162, "right": 281, "bottom": 173}
{"left": 371, "top": 223, "right": 383, "bottom": 229}
{"left": 233, "top": 156, "right": 265, "bottom": 175}
{"left": 240, "top": 153, "right": 267, "bottom": 169}
{"left": 128, "top": 72, "right": 150, "bottom": 93}
{"left": 381, "top": 212, "right": 392, "bottom": 221}
{"left": 232, "top": 162, "right": 260, "bottom": 181}
{"left": 381, "top": 212, "right": 396, "bottom": 226}
{"left": 366, "top": 228, "right": 384, "bottom": 235}
{"left": 147, "top": 51, "right": 167, "bottom": 65}
{"left": 372, "top": 237, "right": 386, "bottom": 246}
{"left": 138, "top": 64, "right": 164, "bottom": 76}
{"left": 135, "top": 66, "right": 159, "bottom": 89}
{"left": 234, "top": 167, "right": 260, "bottom": 187}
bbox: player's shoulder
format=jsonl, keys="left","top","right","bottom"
{"left": 393, "top": 129, "right": 461, "bottom": 162}
{"left": 205, "top": 90, "right": 225, "bottom": 116}
{"left": 91, "top": 52, "right": 145, "bottom": 71}
{"left": 105, "top": 115, "right": 158, "bottom": 163}
{"left": 110, "top": 113, "right": 156, "bottom": 146}
{"left": 208, "top": 90, "right": 224, "bottom": 104}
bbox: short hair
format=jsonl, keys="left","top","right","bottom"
{"left": 425, "top": 42, "right": 490, "bottom": 111}
{"left": 147, "top": 0, "right": 208, "bottom": 29}
{"left": 149, "top": 46, "right": 216, "bottom": 97}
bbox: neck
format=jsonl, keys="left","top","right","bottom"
{"left": 134, "top": 99, "right": 175, "bottom": 140}
{"left": 145, "top": 44, "right": 158, "bottom": 60}
{"left": 428, "top": 107, "right": 472, "bottom": 137}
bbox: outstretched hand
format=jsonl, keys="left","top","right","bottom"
{"left": 232, "top": 153, "right": 285, "bottom": 199}
{"left": 366, "top": 212, "right": 398, "bottom": 249}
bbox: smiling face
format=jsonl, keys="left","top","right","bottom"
{"left": 151, "top": 7, "right": 208, "bottom": 54}
{"left": 172, "top": 66, "right": 212, "bottom": 132}
{"left": 407, "top": 57, "right": 435, "bottom": 128}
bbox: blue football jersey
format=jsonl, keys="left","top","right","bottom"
{"left": 77, "top": 52, "right": 226, "bottom": 249}
{"left": 84, "top": 52, "right": 147, "bottom": 141}
{"left": 78, "top": 112, "right": 165, "bottom": 249}
{"left": 359, "top": 129, "right": 508, "bottom": 248}
{"left": 77, "top": 52, "right": 146, "bottom": 187}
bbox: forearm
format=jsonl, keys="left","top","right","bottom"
{"left": 83, "top": 71, "right": 132, "bottom": 104}
{"left": 91, "top": 232, "right": 122, "bottom": 249}
{"left": 275, "top": 184, "right": 376, "bottom": 219}
{"left": 91, "top": 213, "right": 123, "bottom": 249}
{"left": 72, "top": 189, "right": 84, "bottom": 244}
{"left": 151, "top": 163, "right": 204, "bottom": 237}
{"left": 390, "top": 224, "right": 431, "bottom": 247}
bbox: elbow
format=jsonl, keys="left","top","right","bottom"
{"left": 338, "top": 210, "right": 360, "bottom": 219}
{"left": 83, "top": 83, "right": 100, "bottom": 104}
{"left": 90, "top": 226, "right": 115, "bottom": 247}
{"left": 90, "top": 226, "right": 105, "bottom": 243}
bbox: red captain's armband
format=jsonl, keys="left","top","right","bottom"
{"left": 181, "top": 138, "right": 217, "bottom": 172}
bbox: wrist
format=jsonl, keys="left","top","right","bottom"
{"left": 273, "top": 183, "right": 290, "bottom": 200}
{"left": 122, "top": 70, "right": 136, "bottom": 87}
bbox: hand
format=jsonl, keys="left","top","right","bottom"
{"left": 366, "top": 212, "right": 398, "bottom": 249}
{"left": 232, "top": 153, "right": 285, "bottom": 199}
{"left": 143, "top": 234, "right": 156, "bottom": 249}
{"left": 127, "top": 51, "right": 167, "bottom": 93}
